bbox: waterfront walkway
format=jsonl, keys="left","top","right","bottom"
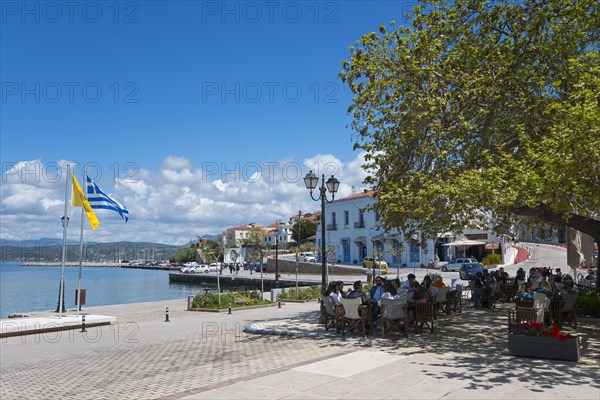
{"left": 1, "top": 297, "right": 598, "bottom": 400}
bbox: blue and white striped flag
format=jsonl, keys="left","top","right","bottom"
{"left": 86, "top": 176, "right": 129, "bottom": 222}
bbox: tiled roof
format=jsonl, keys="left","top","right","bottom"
{"left": 338, "top": 189, "right": 376, "bottom": 200}
{"left": 228, "top": 225, "right": 253, "bottom": 230}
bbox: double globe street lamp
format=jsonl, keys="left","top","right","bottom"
{"left": 303, "top": 171, "right": 340, "bottom": 292}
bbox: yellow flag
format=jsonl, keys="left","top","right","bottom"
{"left": 72, "top": 173, "right": 100, "bottom": 231}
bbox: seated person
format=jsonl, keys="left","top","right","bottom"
{"left": 482, "top": 270, "right": 494, "bottom": 286}
{"left": 471, "top": 272, "right": 485, "bottom": 308}
{"left": 554, "top": 268, "right": 563, "bottom": 283}
{"left": 409, "top": 281, "right": 430, "bottom": 303}
{"left": 346, "top": 280, "right": 369, "bottom": 304}
{"left": 561, "top": 274, "right": 576, "bottom": 290}
{"left": 529, "top": 267, "right": 542, "bottom": 282}
{"left": 369, "top": 276, "right": 385, "bottom": 320}
{"left": 378, "top": 282, "right": 400, "bottom": 306}
{"left": 431, "top": 276, "right": 446, "bottom": 289}
{"left": 422, "top": 275, "right": 433, "bottom": 296}
{"left": 406, "top": 281, "right": 429, "bottom": 322}
{"left": 401, "top": 273, "right": 416, "bottom": 291}
{"left": 584, "top": 270, "right": 596, "bottom": 284}
{"left": 391, "top": 278, "right": 401, "bottom": 292}
{"left": 324, "top": 281, "right": 342, "bottom": 304}
{"left": 540, "top": 276, "right": 553, "bottom": 292}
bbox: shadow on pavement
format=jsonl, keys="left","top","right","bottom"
{"left": 245, "top": 302, "right": 600, "bottom": 392}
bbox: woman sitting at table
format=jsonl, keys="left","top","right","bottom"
{"left": 378, "top": 282, "right": 401, "bottom": 306}
{"left": 324, "top": 281, "right": 342, "bottom": 304}
{"left": 540, "top": 276, "right": 553, "bottom": 292}
{"left": 431, "top": 276, "right": 446, "bottom": 289}
{"left": 422, "top": 275, "right": 433, "bottom": 296}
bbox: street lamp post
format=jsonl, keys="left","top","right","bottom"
{"left": 303, "top": 171, "right": 340, "bottom": 292}
{"left": 275, "top": 236, "right": 279, "bottom": 284}
{"left": 296, "top": 209, "right": 301, "bottom": 297}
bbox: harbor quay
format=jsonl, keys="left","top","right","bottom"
{"left": 1, "top": 296, "right": 599, "bottom": 400}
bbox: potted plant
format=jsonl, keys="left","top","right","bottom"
{"left": 508, "top": 321, "right": 579, "bottom": 361}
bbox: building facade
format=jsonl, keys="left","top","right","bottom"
{"left": 316, "top": 191, "right": 437, "bottom": 267}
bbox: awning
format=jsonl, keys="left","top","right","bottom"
{"left": 442, "top": 239, "right": 486, "bottom": 248}
{"left": 354, "top": 236, "right": 367, "bottom": 244}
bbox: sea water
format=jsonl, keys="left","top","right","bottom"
{"left": 0, "top": 262, "right": 204, "bottom": 318}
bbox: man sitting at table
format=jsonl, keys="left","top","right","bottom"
{"left": 369, "top": 276, "right": 385, "bottom": 321}
{"left": 346, "top": 280, "right": 369, "bottom": 304}
{"left": 401, "top": 274, "right": 416, "bottom": 291}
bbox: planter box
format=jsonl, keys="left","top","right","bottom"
{"left": 508, "top": 334, "right": 580, "bottom": 362}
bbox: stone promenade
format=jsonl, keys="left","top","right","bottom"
{"left": 1, "top": 298, "right": 598, "bottom": 400}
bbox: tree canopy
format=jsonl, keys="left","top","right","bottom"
{"left": 292, "top": 219, "right": 318, "bottom": 243}
{"left": 340, "top": 0, "right": 600, "bottom": 249}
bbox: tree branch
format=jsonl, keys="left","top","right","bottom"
{"left": 510, "top": 204, "right": 600, "bottom": 241}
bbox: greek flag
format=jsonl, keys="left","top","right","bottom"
{"left": 86, "top": 176, "right": 129, "bottom": 222}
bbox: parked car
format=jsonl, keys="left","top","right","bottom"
{"left": 362, "top": 257, "right": 390, "bottom": 274}
{"left": 207, "top": 263, "right": 220, "bottom": 273}
{"left": 296, "top": 252, "right": 316, "bottom": 262}
{"left": 440, "top": 258, "right": 478, "bottom": 272}
{"left": 459, "top": 263, "right": 486, "bottom": 280}
{"left": 191, "top": 264, "right": 210, "bottom": 274}
{"left": 253, "top": 264, "right": 267, "bottom": 273}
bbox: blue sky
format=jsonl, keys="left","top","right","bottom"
{"left": 1, "top": 1, "right": 417, "bottom": 245}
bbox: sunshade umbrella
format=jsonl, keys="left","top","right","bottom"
{"left": 442, "top": 239, "right": 486, "bottom": 258}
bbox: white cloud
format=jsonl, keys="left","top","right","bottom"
{"left": 0, "top": 153, "right": 369, "bottom": 245}
{"left": 161, "top": 156, "right": 191, "bottom": 170}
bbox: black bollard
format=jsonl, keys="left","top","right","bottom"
{"left": 80, "top": 315, "right": 87, "bottom": 332}
{"left": 278, "top": 300, "right": 281, "bottom": 308}
{"left": 228, "top": 303, "right": 232, "bottom": 314}
{"left": 165, "top": 307, "right": 170, "bottom": 322}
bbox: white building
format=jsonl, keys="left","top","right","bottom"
{"left": 316, "top": 190, "right": 437, "bottom": 267}
{"left": 262, "top": 220, "right": 294, "bottom": 246}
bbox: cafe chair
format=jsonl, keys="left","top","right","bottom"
{"left": 557, "top": 292, "right": 578, "bottom": 329}
{"left": 339, "top": 297, "right": 366, "bottom": 337}
{"left": 321, "top": 296, "right": 339, "bottom": 332}
{"left": 413, "top": 302, "right": 435, "bottom": 333}
{"left": 380, "top": 297, "right": 407, "bottom": 337}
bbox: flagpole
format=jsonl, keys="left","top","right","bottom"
{"left": 58, "top": 164, "right": 71, "bottom": 319}
{"left": 76, "top": 167, "right": 87, "bottom": 317}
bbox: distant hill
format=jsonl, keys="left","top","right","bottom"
{"left": 0, "top": 237, "right": 78, "bottom": 246}
{"left": 0, "top": 238, "right": 186, "bottom": 262}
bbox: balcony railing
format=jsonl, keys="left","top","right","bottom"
{"left": 354, "top": 221, "right": 365, "bottom": 228}
{"left": 326, "top": 223, "right": 338, "bottom": 231}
